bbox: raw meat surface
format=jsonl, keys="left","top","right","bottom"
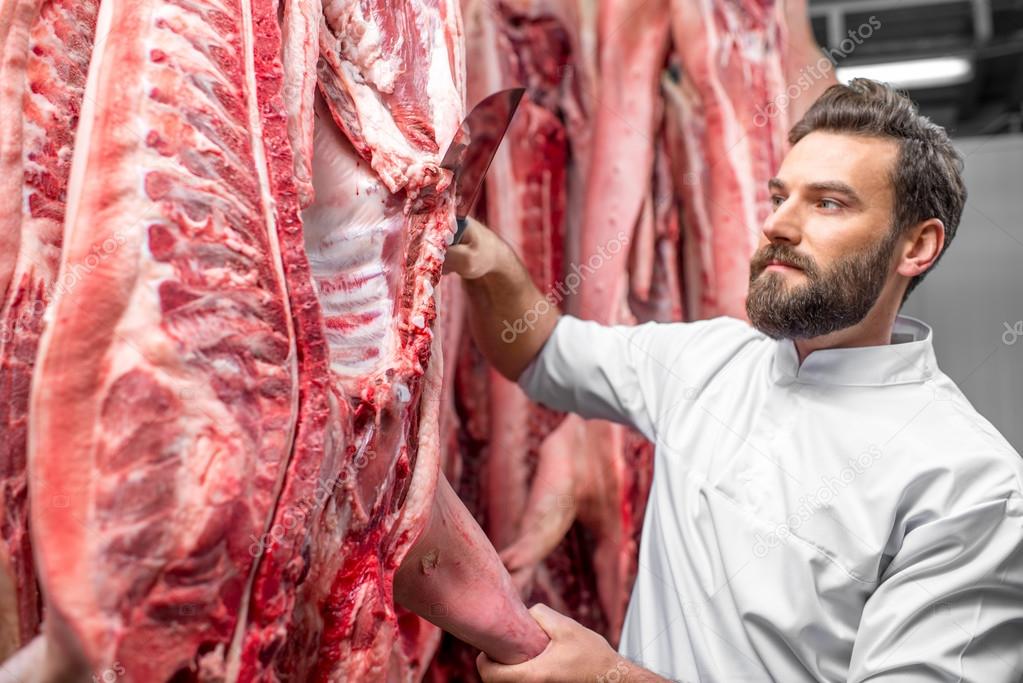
{"left": 280, "top": 0, "right": 322, "bottom": 208}
{"left": 432, "top": 2, "right": 667, "bottom": 677}
{"left": 259, "top": 1, "right": 548, "bottom": 677}
{"left": 782, "top": 0, "right": 838, "bottom": 128}
{"left": 0, "top": 0, "right": 100, "bottom": 658}
{"left": 317, "top": 0, "right": 465, "bottom": 195}
{"left": 19, "top": 0, "right": 548, "bottom": 679}
{"left": 668, "top": 0, "right": 789, "bottom": 320}
{"left": 29, "top": 0, "right": 324, "bottom": 677}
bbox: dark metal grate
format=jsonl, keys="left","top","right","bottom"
{"left": 844, "top": 3, "right": 975, "bottom": 59}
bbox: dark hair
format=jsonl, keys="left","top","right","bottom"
{"left": 788, "top": 78, "right": 967, "bottom": 303}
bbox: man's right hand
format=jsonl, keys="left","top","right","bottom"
{"left": 442, "top": 216, "right": 561, "bottom": 382}
{"left": 443, "top": 217, "right": 497, "bottom": 280}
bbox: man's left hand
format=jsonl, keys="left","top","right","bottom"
{"left": 476, "top": 604, "right": 624, "bottom": 683}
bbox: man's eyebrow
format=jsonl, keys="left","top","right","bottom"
{"left": 805, "top": 181, "right": 863, "bottom": 205}
{"left": 767, "top": 178, "right": 864, "bottom": 206}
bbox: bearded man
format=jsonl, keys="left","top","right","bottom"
{"left": 445, "top": 79, "right": 1023, "bottom": 682}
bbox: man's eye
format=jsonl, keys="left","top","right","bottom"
{"left": 818, "top": 198, "right": 842, "bottom": 210}
{"left": 771, "top": 194, "right": 786, "bottom": 208}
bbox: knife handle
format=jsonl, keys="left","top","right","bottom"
{"left": 452, "top": 216, "right": 469, "bottom": 246}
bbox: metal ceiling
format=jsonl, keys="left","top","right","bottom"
{"left": 808, "top": 0, "right": 1023, "bottom": 135}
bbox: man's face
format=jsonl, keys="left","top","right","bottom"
{"left": 746, "top": 131, "right": 902, "bottom": 339}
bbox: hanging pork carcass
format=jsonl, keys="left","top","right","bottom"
{"left": 0, "top": 0, "right": 837, "bottom": 679}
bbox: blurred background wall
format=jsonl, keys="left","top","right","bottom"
{"left": 903, "top": 135, "right": 1023, "bottom": 451}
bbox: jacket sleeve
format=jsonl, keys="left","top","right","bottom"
{"left": 847, "top": 493, "right": 1023, "bottom": 682}
{"left": 516, "top": 315, "right": 710, "bottom": 442}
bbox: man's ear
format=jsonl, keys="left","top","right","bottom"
{"left": 897, "top": 218, "right": 945, "bottom": 279}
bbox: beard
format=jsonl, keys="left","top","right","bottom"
{"left": 745, "top": 231, "right": 899, "bottom": 340}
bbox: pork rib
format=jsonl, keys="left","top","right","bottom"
{"left": 262, "top": 1, "right": 547, "bottom": 677}
{"left": 28, "top": 0, "right": 327, "bottom": 678}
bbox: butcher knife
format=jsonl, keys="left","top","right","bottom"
{"left": 440, "top": 87, "right": 525, "bottom": 245}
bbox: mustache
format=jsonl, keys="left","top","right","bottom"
{"left": 749, "top": 244, "right": 819, "bottom": 280}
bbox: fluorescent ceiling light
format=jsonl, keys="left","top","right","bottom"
{"left": 836, "top": 57, "right": 973, "bottom": 89}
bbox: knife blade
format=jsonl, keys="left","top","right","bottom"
{"left": 440, "top": 88, "right": 525, "bottom": 244}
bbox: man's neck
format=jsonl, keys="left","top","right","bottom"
{"left": 792, "top": 292, "right": 903, "bottom": 366}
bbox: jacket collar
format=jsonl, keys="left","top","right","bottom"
{"left": 771, "top": 315, "right": 938, "bottom": 387}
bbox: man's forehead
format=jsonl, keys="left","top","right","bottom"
{"left": 776, "top": 131, "right": 898, "bottom": 197}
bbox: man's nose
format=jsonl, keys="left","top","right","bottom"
{"left": 762, "top": 198, "right": 802, "bottom": 245}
